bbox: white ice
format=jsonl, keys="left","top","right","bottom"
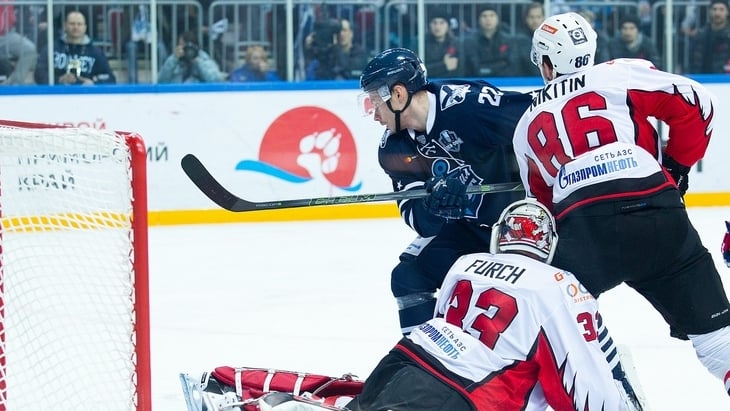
{"left": 151, "top": 206, "right": 730, "bottom": 411}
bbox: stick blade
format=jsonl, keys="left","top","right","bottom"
{"left": 181, "top": 154, "right": 254, "bottom": 212}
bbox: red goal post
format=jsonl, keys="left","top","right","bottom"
{"left": 0, "top": 120, "right": 151, "bottom": 411}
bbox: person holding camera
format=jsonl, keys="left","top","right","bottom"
{"left": 304, "top": 18, "right": 367, "bottom": 80}
{"left": 157, "top": 31, "right": 224, "bottom": 84}
{"left": 34, "top": 9, "right": 116, "bottom": 85}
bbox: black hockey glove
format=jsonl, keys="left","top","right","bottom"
{"left": 662, "top": 155, "right": 690, "bottom": 196}
{"left": 722, "top": 221, "right": 730, "bottom": 268}
{"left": 424, "top": 175, "right": 468, "bottom": 220}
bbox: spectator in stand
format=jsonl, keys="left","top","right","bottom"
{"left": 462, "top": 5, "right": 519, "bottom": 78}
{"left": 125, "top": 5, "right": 169, "bottom": 84}
{"left": 637, "top": 0, "right": 653, "bottom": 37}
{"left": 423, "top": 7, "right": 461, "bottom": 78}
{"left": 0, "top": 1, "right": 37, "bottom": 84}
{"left": 608, "top": 14, "right": 662, "bottom": 69}
{"left": 305, "top": 18, "right": 367, "bottom": 80}
{"left": 158, "top": 31, "right": 223, "bottom": 83}
{"left": 229, "top": 45, "right": 281, "bottom": 82}
{"left": 34, "top": 9, "right": 116, "bottom": 85}
{"left": 514, "top": 2, "right": 545, "bottom": 77}
{"left": 578, "top": 9, "right": 611, "bottom": 64}
{"left": 690, "top": 0, "right": 730, "bottom": 73}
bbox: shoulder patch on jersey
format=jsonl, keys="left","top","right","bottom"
{"left": 439, "top": 84, "right": 471, "bottom": 111}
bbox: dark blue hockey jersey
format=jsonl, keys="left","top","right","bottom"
{"left": 378, "top": 79, "right": 534, "bottom": 237}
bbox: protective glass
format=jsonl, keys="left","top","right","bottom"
{"left": 357, "top": 85, "right": 391, "bottom": 116}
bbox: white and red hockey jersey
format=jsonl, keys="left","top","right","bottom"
{"left": 403, "top": 252, "right": 633, "bottom": 411}
{"left": 512, "top": 58, "right": 716, "bottom": 218}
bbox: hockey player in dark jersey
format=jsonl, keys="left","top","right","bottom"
{"left": 357, "top": 48, "right": 533, "bottom": 335}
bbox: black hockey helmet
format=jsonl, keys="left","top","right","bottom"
{"left": 359, "top": 47, "right": 427, "bottom": 95}
{"left": 358, "top": 48, "right": 427, "bottom": 128}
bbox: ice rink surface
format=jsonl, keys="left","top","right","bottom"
{"left": 150, "top": 206, "right": 730, "bottom": 411}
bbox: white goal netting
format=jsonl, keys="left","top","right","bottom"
{"left": 0, "top": 122, "right": 150, "bottom": 411}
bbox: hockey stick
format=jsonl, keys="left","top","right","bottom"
{"left": 181, "top": 154, "right": 524, "bottom": 212}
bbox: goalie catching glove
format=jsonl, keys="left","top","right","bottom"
{"left": 662, "top": 155, "right": 690, "bottom": 196}
{"left": 423, "top": 174, "right": 468, "bottom": 219}
{"left": 723, "top": 220, "right": 730, "bottom": 268}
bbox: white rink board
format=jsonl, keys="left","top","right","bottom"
{"left": 0, "top": 81, "right": 728, "bottom": 213}
{"left": 150, "top": 207, "right": 730, "bottom": 411}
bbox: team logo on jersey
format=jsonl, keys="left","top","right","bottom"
{"left": 428, "top": 160, "right": 483, "bottom": 219}
{"left": 566, "top": 282, "right": 593, "bottom": 303}
{"left": 439, "top": 84, "right": 470, "bottom": 111}
{"left": 235, "top": 106, "right": 362, "bottom": 191}
{"left": 437, "top": 130, "right": 463, "bottom": 153}
{"left": 568, "top": 27, "right": 588, "bottom": 45}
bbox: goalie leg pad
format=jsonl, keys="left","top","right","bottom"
{"left": 258, "top": 392, "right": 345, "bottom": 411}
{"left": 180, "top": 372, "right": 245, "bottom": 411}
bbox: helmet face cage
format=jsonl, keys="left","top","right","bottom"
{"left": 357, "top": 84, "right": 392, "bottom": 117}
{"left": 531, "top": 12, "right": 597, "bottom": 75}
{"left": 490, "top": 199, "right": 558, "bottom": 264}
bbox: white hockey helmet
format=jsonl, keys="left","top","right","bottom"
{"left": 531, "top": 12, "right": 597, "bottom": 76}
{"left": 490, "top": 199, "right": 558, "bottom": 264}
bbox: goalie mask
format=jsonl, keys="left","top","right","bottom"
{"left": 490, "top": 199, "right": 558, "bottom": 264}
{"left": 531, "top": 12, "right": 597, "bottom": 79}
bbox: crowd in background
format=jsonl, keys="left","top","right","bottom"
{"left": 1, "top": 0, "right": 730, "bottom": 85}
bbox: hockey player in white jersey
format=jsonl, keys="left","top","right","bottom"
{"left": 512, "top": 11, "right": 730, "bottom": 400}
{"left": 346, "top": 199, "right": 641, "bottom": 411}
{"left": 185, "top": 199, "right": 644, "bottom": 411}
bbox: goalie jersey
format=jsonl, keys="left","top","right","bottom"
{"left": 400, "top": 252, "right": 634, "bottom": 411}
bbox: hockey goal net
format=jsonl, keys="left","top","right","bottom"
{"left": 0, "top": 120, "right": 150, "bottom": 411}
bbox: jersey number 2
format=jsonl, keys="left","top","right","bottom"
{"left": 444, "top": 280, "right": 518, "bottom": 349}
{"left": 445, "top": 280, "right": 599, "bottom": 348}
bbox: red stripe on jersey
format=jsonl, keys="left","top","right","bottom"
{"left": 526, "top": 155, "right": 554, "bottom": 213}
{"left": 532, "top": 329, "right": 584, "bottom": 411}
{"left": 626, "top": 87, "right": 713, "bottom": 167}
{"left": 554, "top": 182, "right": 675, "bottom": 220}
{"left": 398, "top": 327, "right": 599, "bottom": 411}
